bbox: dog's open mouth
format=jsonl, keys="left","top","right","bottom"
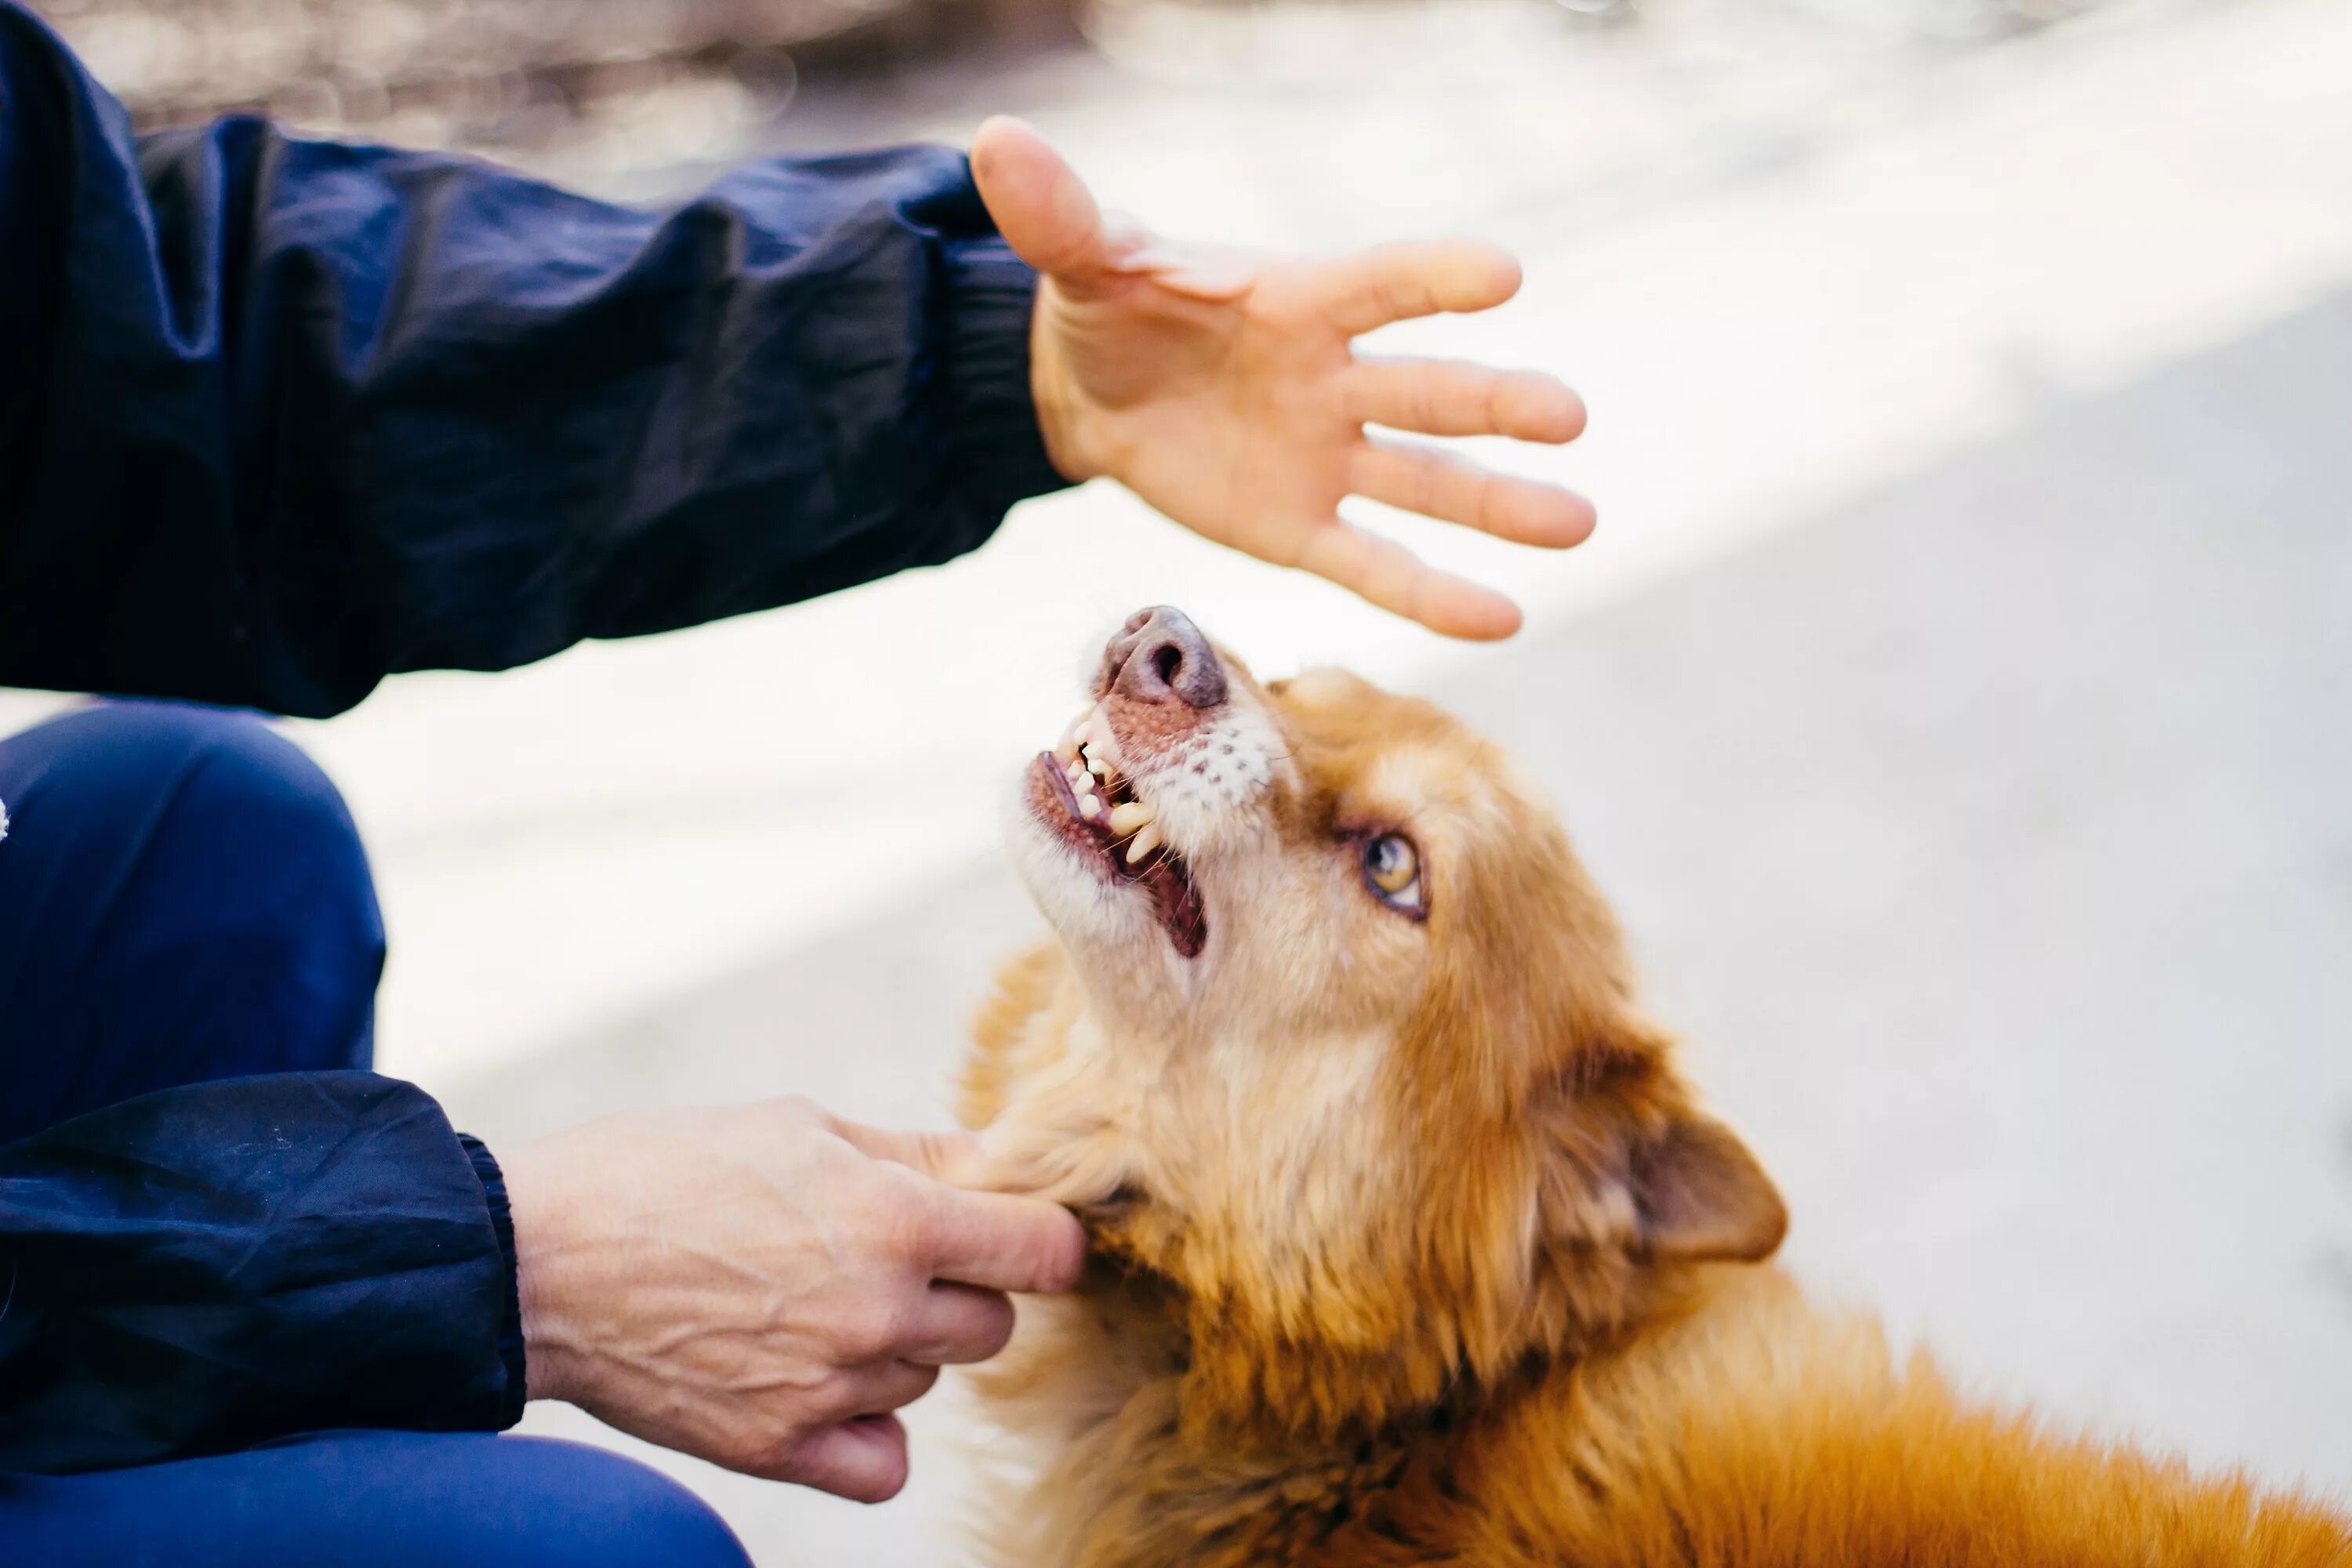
{"left": 1026, "top": 733, "right": 1207, "bottom": 960}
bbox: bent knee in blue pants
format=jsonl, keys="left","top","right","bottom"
{"left": 0, "top": 1431, "right": 753, "bottom": 1568}
{"left": 0, "top": 699, "right": 384, "bottom": 1142}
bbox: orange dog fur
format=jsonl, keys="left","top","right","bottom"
{"left": 958, "top": 611, "right": 2352, "bottom": 1567}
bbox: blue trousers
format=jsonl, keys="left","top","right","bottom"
{"left": 0, "top": 702, "right": 752, "bottom": 1567}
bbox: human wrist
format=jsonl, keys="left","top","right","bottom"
{"left": 497, "top": 1138, "right": 596, "bottom": 1406}
{"left": 939, "top": 235, "right": 1073, "bottom": 506}
{"left": 1026, "top": 291, "right": 1097, "bottom": 485}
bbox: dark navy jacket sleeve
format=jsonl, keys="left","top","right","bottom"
{"left": 0, "top": 1, "right": 1067, "bottom": 718}
{"left": 0, "top": 1073, "right": 524, "bottom": 1475}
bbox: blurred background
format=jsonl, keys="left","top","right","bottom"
{"left": 9, "top": 0, "right": 2350, "bottom": 1557}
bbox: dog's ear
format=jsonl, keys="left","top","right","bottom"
{"left": 1628, "top": 1111, "right": 1786, "bottom": 1262}
{"left": 1542, "top": 1012, "right": 1788, "bottom": 1267}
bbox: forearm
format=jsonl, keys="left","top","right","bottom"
{"left": 0, "top": 1, "right": 1065, "bottom": 718}
{"left": 0, "top": 1073, "right": 522, "bottom": 1474}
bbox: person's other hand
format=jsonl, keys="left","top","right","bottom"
{"left": 973, "top": 116, "right": 1593, "bottom": 641}
{"left": 498, "top": 1096, "right": 1085, "bottom": 1503}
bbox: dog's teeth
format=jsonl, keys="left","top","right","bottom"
{"left": 1107, "top": 801, "right": 1153, "bottom": 835}
{"left": 1078, "top": 794, "right": 1102, "bottom": 819}
{"left": 1070, "top": 767, "right": 1096, "bottom": 797}
{"left": 1124, "top": 822, "right": 1163, "bottom": 864}
{"left": 1086, "top": 750, "right": 1112, "bottom": 779}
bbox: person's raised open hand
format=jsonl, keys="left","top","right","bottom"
{"left": 973, "top": 115, "right": 1593, "bottom": 641}
{"left": 499, "top": 1096, "right": 1085, "bottom": 1504}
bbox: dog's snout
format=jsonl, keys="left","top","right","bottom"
{"left": 1102, "top": 605, "right": 1227, "bottom": 710}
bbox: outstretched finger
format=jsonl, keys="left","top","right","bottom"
{"left": 1347, "top": 358, "right": 1587, "bottom": 443}
{"left": 1316, "top": 238, "right": 1523, "bottom": 338}
{"left": 1292, "top": 519, "right": 1524, "bottom": 641}
{"left": 1348, "top": 439, "right": 1596, "bottom": 550}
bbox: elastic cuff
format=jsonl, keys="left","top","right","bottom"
{"left": 459, "top": 1133, "right": 529, "bottom": 1428}
{"left": 935, "top": 235, "right": 1070, "bottom": 543}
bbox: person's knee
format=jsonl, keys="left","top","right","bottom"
{"left": 476, "top": 1439, "right": 753, "bottom": 1568}
{"left": 55, "top": 699, "right": 357, "bottom": 849}
{"left": 1, "top": 1432, "right": 754, "bottom": 1568}
{"left": 3, "top": 699, "right": 361, "bottom": 865}
{"left": 0, "top": 702, "right": 383, "bottom": 1127}
{"left": 114, "top": 701, "right": 382, "bottom": 1007}
{"left": 23, "top": 699, "right": 379, "bottom": 972}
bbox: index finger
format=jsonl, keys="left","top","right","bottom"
{"left": 916, "top": 1184, "right": 1088, "bottom": 1295}
{"left": 1316, "top": 238, "right": 1523, "bottom": 338}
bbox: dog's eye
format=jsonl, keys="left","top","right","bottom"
{"left": 1360, "top": 833, "right": 1424, "bottom": 914}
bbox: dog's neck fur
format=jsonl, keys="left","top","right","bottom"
{"left": 958, "top": 942, "right": 1716, "bottom": 1560}
{"left": 964, "top": 942, "right": 1688, "bottom": 1445}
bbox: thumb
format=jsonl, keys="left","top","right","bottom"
{"left": 826, "top": 1115, "right": 993, "bottom": 1188}
{"left": 971, "top": 115, "right": 1114, "bottom": 279}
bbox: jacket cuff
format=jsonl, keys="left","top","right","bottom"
{"left": 934, "top": 235, "right": 1070, "bottom": 550}
{"left": 459, "top": 1133, "right": 528, "bottom": 1428}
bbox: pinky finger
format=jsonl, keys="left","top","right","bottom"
{"left": 1293, "top": 519, "right": 1524, "bottom": 641}
{"left": 783, "top": 1414, "right": 913, "bottom": 1505}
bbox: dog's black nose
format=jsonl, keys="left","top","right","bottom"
{"left": 1101, "top": 606, "right": 1227, "bottom": 710}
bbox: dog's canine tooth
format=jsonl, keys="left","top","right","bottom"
{"left": 1123, "top": 822, "right": 1163, "bottom": 864}
{"left": 1107, "top": 801, "right": 1154, "bottom": 835}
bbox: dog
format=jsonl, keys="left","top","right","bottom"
{"left": 955, "top": 605, "right": 2351, "bottom": 1567}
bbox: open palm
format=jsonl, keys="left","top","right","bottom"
{"left": 973, "top": 118, "right": 1593, "bottom": 641}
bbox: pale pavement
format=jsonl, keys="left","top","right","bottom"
{"left": 2, "top": 0, "right": 2347, "bottom": 1559}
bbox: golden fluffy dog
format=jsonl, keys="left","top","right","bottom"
{"left": 956, "top": 606, "right": 2350, "bottom": 1567}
